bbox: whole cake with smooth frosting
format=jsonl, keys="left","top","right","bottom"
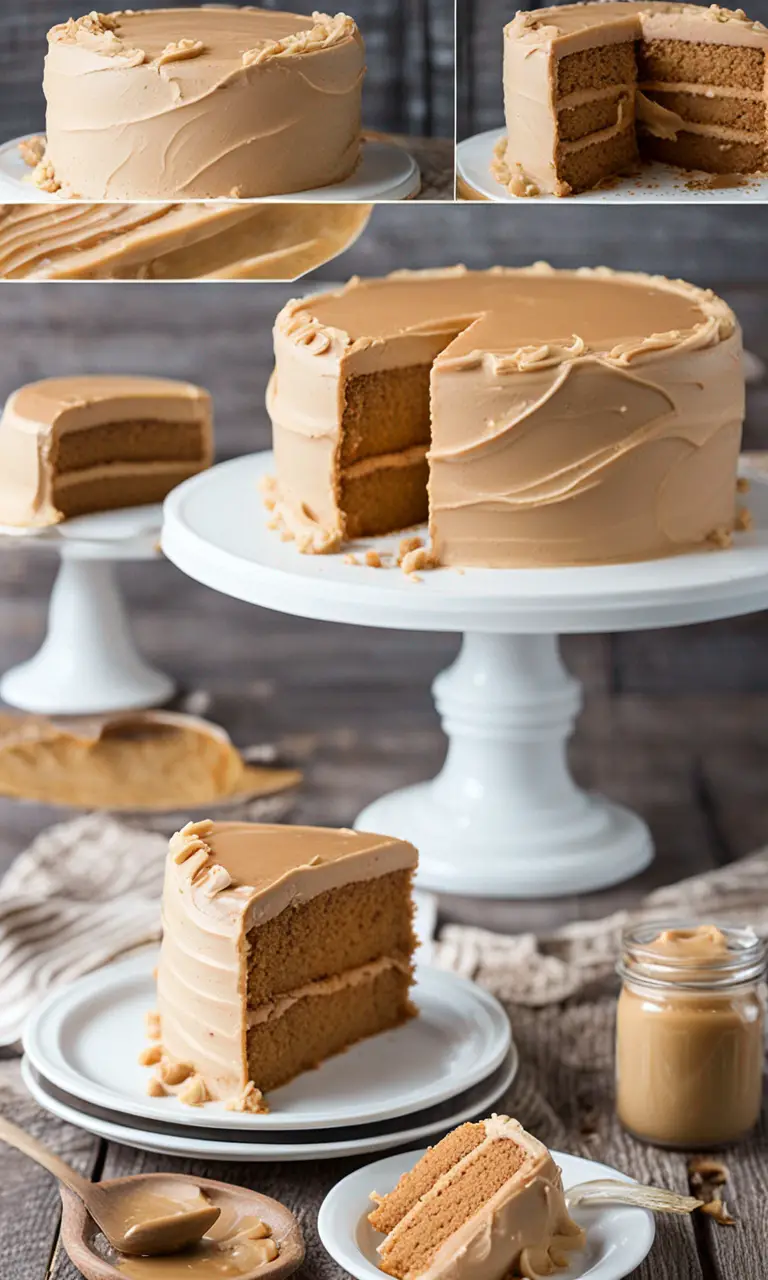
{"left": 0, "top": 203, "right": 371, "bottom": 281}
{"left": 150, "top": 820, "right": 417, "bottom": 1107}
{"left": 265, "top": 264, "right": 745, "bottom": 568}
{"left": 38, "top": 7, "right": 365, "bottom": 199}
{"left": 495, "top": 2, "right": 768, "bottom": 197}
{"left": 0, "top": 375, "right": 212, "bottom": 528}
{"left": 369, "top": 1115, "right": 585, "bottom": 1279}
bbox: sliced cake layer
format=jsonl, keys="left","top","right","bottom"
{"left": 153, "top": 820, "right": 418, "bottom": 1105}
{"left": 369, "top": 1116, "right": 585, "bottom": 1280}
{"left": 0, "top": 375, "right": 212, "bottom": 528}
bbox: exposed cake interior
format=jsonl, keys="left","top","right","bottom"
{"left": 369, "top": 1115, "right": 585, "bottom": 1280}
{"left": 156, "top": 821, "right": 419, "bottom": 1103}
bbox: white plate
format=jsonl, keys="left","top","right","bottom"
{"left": 23, "top": 952, "right": 511, "bottom": 1132}
{"left": 318, "top": 1148, "right": 656, "bottom": 1280}
{"left": 0, "top": 135, "right": 420, "bottom": 204}
{"left": 458, "top": 128, "right": 768, "bottom": 203}
{"left": 21, "top": 1048, "right": 518, "bottom": 1162}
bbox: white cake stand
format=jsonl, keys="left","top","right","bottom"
{"left": 0, "top": 135, "right": 420, "bottom": 204}
{"left": 457, "top": 128, "right": 768, "bottom": 203}
{"left": 0, "top": 506, "right": 175, "bottom": 716}
{"left": 162, "top": 452, "right": 768, "bottom": 898}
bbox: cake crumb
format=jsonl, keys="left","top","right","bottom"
{"left": 708, "top": 525, "right": 733, "bottom": 549}
{"left": 401, "top": 547, "right": 439, "bottom": 576}
{"left": 397, "top": 536, "right": 423, "bottom": 563}
{"left": 226, "top": 1081, "right": 269, "bottom": 1114}
{"left": 179, "top": 1074, "right": 210, "bottom": 1107}
{"left": 735, "top": 506, "right": 752, "bottom": 531}
{"left": 343, "top": 553, "right": 360, "bottom": 565}
{"left": 159, "top": 1059, "right": 194, "bottom": 1086}
{"left": 138, "top": 1044, "right": 162, "bottom": 1067}
{"left": 365, "top": 550, "right": 383, "bottom": 568}
{"left": 146, "top": 1011, "right": 161, "bottom": 1040}
{"left": 700, "top": 1198, "right": 736, "bottom": 1227}
{"left": 689, "top": 1156, "right": 728, "bottom": 1186}
{"left": 736, "top": 477, "right": 750, "bottom": 493}
{"left": 18, "top": 135, "right": 45, "bottom": 169}
{"left": 147, "top": 1077, "right": 167, "bottom": 1098}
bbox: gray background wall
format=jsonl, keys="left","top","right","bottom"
{"left": 1, "top": 203, "right": 766, "bottom": 699}
{"left": 458, "top": 0, "right": 768, "bottom": 137}
{"left": 1, "top": 0, "right": 454, "bottom": 141}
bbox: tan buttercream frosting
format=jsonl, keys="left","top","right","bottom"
{"left": 40, "top": 7, "right": 365, "bottom": 198}
{"left": 0, "top": 203, "right": 371, "bottom": 281}
{"left": 267, "top": 263, "right": 744, "bottom": 567}
{"left": 0, "top": 375, "right": 212, "bottom": 528}
{"left": 375, "top": 1116, "right": 585, "bottom": 1280}
{"left": 156, "top": 820, "right": 417, "bottom": 1100}
{"left": 499, "top": 2, "right": 768, "bottom": 197}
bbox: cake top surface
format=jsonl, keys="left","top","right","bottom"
{"left": 3, "top": 375, "right": 210, "bottom": 433}
{"left": 47, "top": 8, "right": 361, "bottom": 65}
{"left": 196, "top": 821, "right": 416, "bottom": 892}
{"left": 507, "top": 1, "right": 768, "bottom": 43}
{"left": 278, "top": 265, "right": 736, "bottom": 369}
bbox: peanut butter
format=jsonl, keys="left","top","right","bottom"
{"left": 616, "top": 923, "right": 766, "bottom": 1149}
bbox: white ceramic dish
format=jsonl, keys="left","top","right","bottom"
{"left": 457, "top": 128, "right": 768, "bottom": 203}
{"left": 23, "top": 952, "right": 511, "bottom": 1132}
{"left": 318, "top": 1147, "right": 656, "bottom": 1280}
{"left": 21, "top": 1047, "right": 518, "bottom": 1162}
{"left": 0, "top": 136, "right": 420, "bottom": 206}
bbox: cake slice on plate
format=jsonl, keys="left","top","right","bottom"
{"left": 151, "top": 820, "right": 418, "bottom": 1108}
{"left": 369, "top": 1116, "right": 585, "bottom": 1280}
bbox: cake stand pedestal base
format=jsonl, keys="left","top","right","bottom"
{"left": 355, "top": 633, "right": 652, "bottom": 897}
{"left": 0, "top": 507, "right": 174, "bottom": 716}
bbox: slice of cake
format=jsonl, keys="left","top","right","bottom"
{"left": 369, "top": 1116, "right": 585, "bottom": 1280}
{"left": 39, "top": 8, "right": 365, "bottom": 199}
{"left": 497, "top": 2, "right": 768, "bottom": 197}
{"left": 0, "top": 375, "right": 212, "bottom": 528}
{"left": 152, "top": 820, "right": 418, "bottom": 1105}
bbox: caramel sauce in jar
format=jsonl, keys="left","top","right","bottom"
{"left": 616, "top": 923, "right": 766, "bottom": 1149}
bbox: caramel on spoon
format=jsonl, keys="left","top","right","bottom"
{"left": 0, "top": 1116, "right": 219, "bottom": 1256}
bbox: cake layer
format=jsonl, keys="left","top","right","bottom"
{"left": 0, "top": 204, "right": 372, "bottom": 282}
{"left": 340, "top": 367, "right": 433, "bottom": 466}
{"left": 0, "top": 376, "right": 212, "bottom": 528}
{"left": 267, "top": 265, "right": 744, "bottom": 568}
{"left": 500, "top": 2, "right": 768, "bottom": 196}
{"left": 556, "top": 119, "right": 638, "bottom": 191}
{"left": 247, "top": 868, "right": 415, "bottom": 1004}
{"left": 157, "top": 821, "right": 418, "bottom": 1101}
{"left": 371, "top": 1116, "right": 585, "bottom": 1280}
{"left": 40, "top": 8, "right": 365, "bottom": 199}
{"left": 246, "top": 959, "right": 414, "bottom": 1093}
{"left": 342, "top": 451, "right": 430, "bottom": 540}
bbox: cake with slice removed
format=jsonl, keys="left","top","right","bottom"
{"left": 369, "top": 1116, "right": 584, "bottom": 1280}
{"left": 0, "top": 375, "right": 212, "bottom": 528}
{"left": 151, "top": 820, "right": 418, "bottom": 1107}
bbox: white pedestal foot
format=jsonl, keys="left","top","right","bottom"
{"left": 356, "top": 633, "right": 653, "bottom": 898}
{"left": 1, "top": 552, "right": 175, "bottom": 715}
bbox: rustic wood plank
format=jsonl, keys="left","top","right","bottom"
{"left": 0, "top": 1060, "right": 102, "bottom": 1280}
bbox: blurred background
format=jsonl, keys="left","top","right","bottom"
{"left": 457, "top": 0, "right": 768, "bottom": 138}
{"left": 1, "top": 0, "right": 454, "bottom": 141}
{"left": 0, "top": 202, "right": 766, "bottom": 930}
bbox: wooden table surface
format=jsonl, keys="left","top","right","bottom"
{"left": 0, "top": 274, "right": 766, "bottom": 1278}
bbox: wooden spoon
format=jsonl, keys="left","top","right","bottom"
{"left": 0, "top": 1117, "right": 219, "bottom": 1255}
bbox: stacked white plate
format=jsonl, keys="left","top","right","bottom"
{"left": 22, "top": 919, "right": 517, "bottom": 1162}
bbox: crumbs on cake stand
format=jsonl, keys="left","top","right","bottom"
{"left": 344, "top": 536, "right": 439, "bottom": 580}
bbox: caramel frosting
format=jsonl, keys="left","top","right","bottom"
{"left": 500, "top": 2, "right": 768, "bottom": 197}
{"left": 0, "top": 375, "right": 212, "bottom": 528}
{"left": 40, "top": 7, "right": 365, "bottom": 198}
{"left": 376, "top": 1116, "right": 585, "bottom": 1280}
{"left": 267, "top": 264, "right": 744, "bottom": 567}
{"left": 0, "top": 203, "right": 371, "bottom": 282}
{"left": 156, "top": 820, "right": 417, "bottom": 1100}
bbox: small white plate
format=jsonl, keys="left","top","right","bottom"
{"left": 318, "top": 1148, "right": 656, "bottom": 1280}
{"left": 23, "top": 952, "right": 511, "bottom": 1131}
{"left": 457, "top": 127, "right": 768, "bottom": 203}
{"left": 0, "top": 135, "right": 420, "bottom": 204}
{"left": 21, "top": 1048, "right": 518, "bottom": 1162}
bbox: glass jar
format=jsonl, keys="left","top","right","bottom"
{"left": 616, "top": 921, "right": 766, "bottom": 1149}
